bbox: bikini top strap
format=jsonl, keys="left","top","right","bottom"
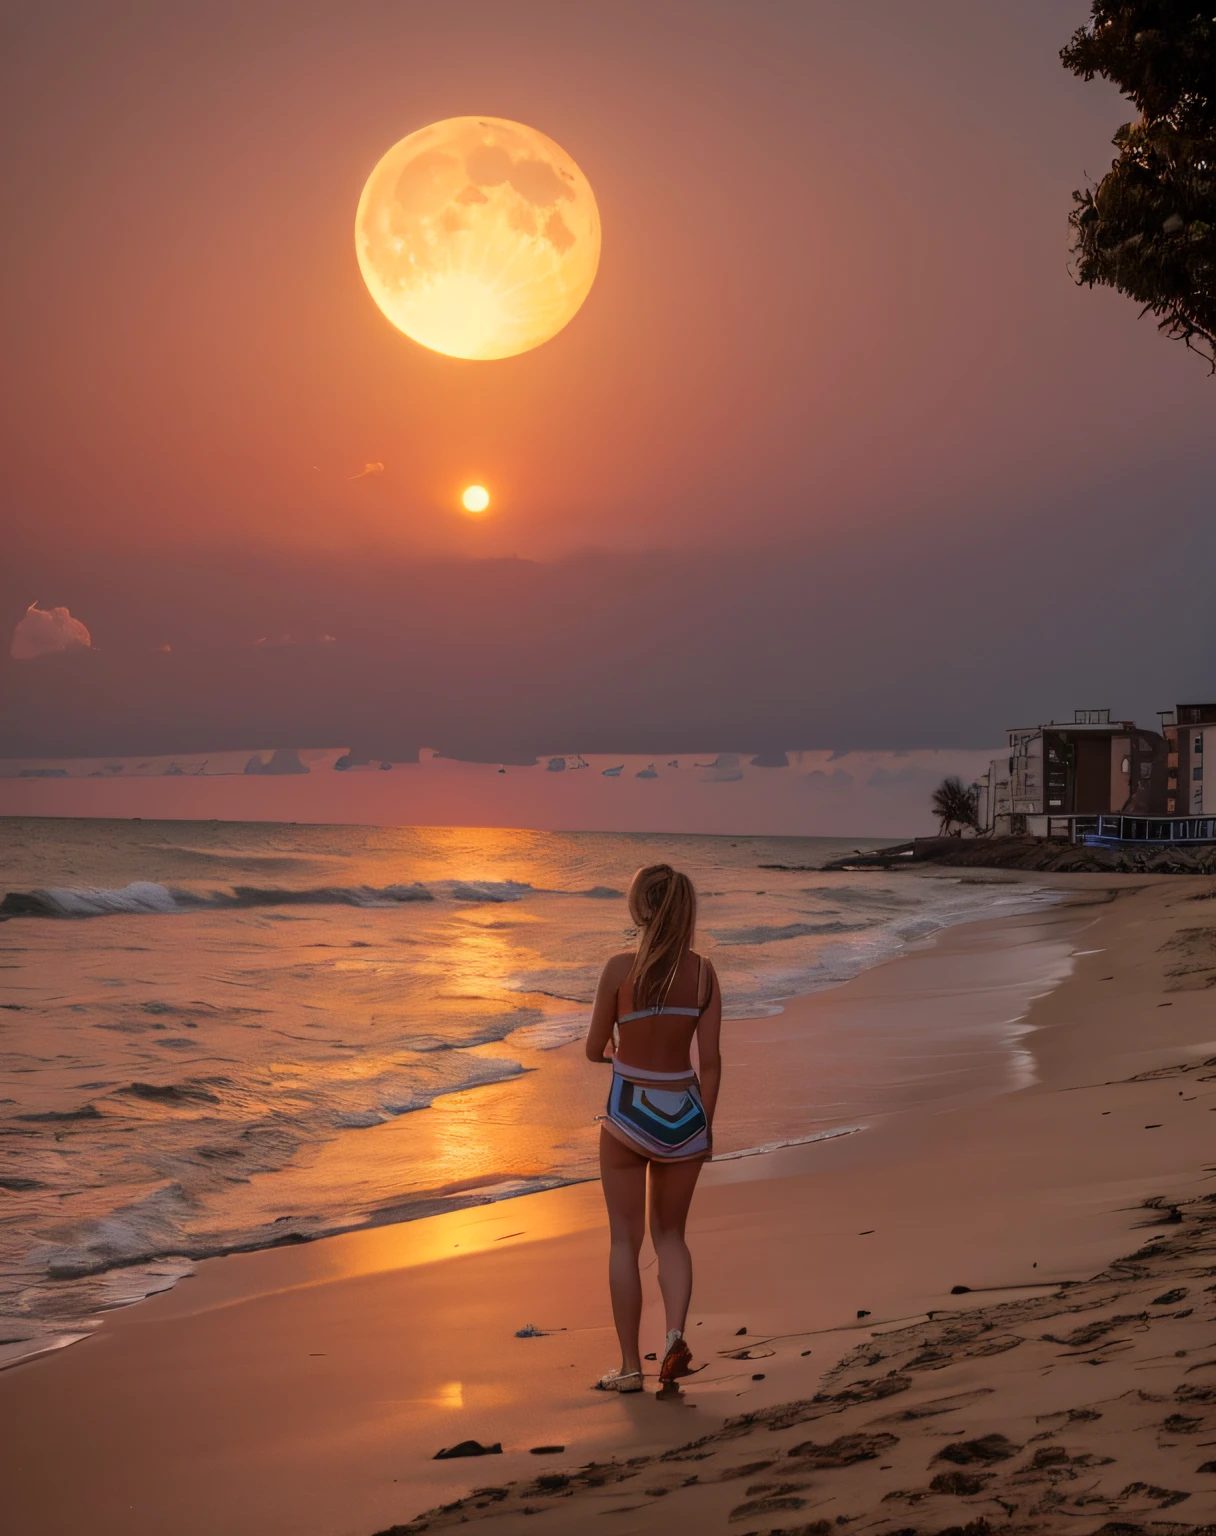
{"left": 697, "top": 952, "right": 718, "bottom": 1013}
{"left": 618, "top": 952, "right": 710, "bottom": 1024}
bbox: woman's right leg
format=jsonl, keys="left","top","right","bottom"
{"left": 599, "top": 1127, "right": 648, "bottom": 1373}
{"left": 647, "top": 1155, "right": 704, "bottom": 1340}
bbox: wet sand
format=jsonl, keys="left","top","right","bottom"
{"left": 5, "top": 874, "right": 1216, "bottom": 1535}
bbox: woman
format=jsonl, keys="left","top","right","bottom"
{"left": 584, "top": 863, "right": 722, "bottom": 1392}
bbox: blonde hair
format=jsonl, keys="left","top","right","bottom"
{"left": 628, "top": 863, "right": 697, "bottom": 1008}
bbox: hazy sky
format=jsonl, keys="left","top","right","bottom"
{"left": 2, "top": 0, "right": 1212, "bottom": 763}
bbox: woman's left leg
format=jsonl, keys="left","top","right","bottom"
{"left": 599, "top": 1127, "right": 648, "bottom": 1374}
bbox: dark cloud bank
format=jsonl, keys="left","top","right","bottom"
{"left": 4, "top": 501, "right": 1212, "bottom": 765}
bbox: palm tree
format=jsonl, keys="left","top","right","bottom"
{"left": 931, "top": 776, "right": 979, "bottom": 837}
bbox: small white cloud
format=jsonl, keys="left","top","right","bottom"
{"left": 349, "top": 462, "right": 385, "bottom": 480}
{"left": 10, "top": 602, "right": 92, "bottom": 660}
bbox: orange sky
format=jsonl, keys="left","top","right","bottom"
{"left": 2, "top": 1, "right": 1213, "bottom": 764}
{"left": 6, "top": 0, "right": 1211, "bottom": 564}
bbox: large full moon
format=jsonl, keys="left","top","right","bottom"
{"left": 355, "top": 116, "right": 601, "bottom": 360}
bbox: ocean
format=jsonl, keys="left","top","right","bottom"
{"left": 0, "top": 818, "right": 1062, "bottom": 1362}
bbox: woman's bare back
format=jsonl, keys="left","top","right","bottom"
{"left": 613, "top": 947, "right": 714, "bottom": 1075}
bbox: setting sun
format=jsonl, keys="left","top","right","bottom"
{"left": 461, "top": 484, "right": 490, "bottom": 513}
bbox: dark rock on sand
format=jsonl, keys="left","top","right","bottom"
{"left": 434, "top": 1440, "right": 502, "bottom": 1460}
{"left": 528, "top": 1446, "right": 564, "bottom": 1455}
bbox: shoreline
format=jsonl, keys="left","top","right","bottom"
{"left": 0, "top": 864, "right": 1071, "bottom": 1364}
{"left": 3, "top": 875, "right": 1187, "bottom": 1534}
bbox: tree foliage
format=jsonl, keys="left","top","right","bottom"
{"left": 931, "top": 776, "right": 979, "bottom": 837}
{"left": 1061, "top": 4, "right": 1216, "bottom": 369}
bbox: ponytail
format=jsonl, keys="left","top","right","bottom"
{"left": 627, "top": 863, "right": 697, "bottom": 1008}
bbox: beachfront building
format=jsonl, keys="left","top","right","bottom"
{"left": 1162, "top": 703, "right": 1216, "bottom": 815}
{"left": 980, "top": 710, "right": 1167, "bottom": 837}
{"left": 973, "top": 760, "right": 1010, "bottom": 836}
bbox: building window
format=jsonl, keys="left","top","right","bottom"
{"left": 1194, "top": 766, "right": 1204, "bottom": 782}
{"left": 1197, "top": 736, "right": 1205, "bottom": 754}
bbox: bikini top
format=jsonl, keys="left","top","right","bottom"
{"left": 617, "top": 956, "right": 711, "bottom": 1024}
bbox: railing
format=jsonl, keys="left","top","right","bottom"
{"left": 1080, "top": 813, "right": 1216, "bottom": 846}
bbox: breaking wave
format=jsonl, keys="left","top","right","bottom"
{"left": 0, "top": 878, "right": 624, "bottom": 919}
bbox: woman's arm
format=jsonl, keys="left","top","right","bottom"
{"left": 695, "top": 961, "right": 722, "bottom": 1127}
{"left": 585, "top": 952, "right": 630, "bottom": 1063}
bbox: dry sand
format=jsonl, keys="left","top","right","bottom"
{"left": 5, "top": 874, "right": 1216, "bottom": 1536}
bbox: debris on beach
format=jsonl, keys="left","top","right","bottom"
{"left": 514, "top": 1324, "right": 546, "bottom": 1337}
{"left": 433, "top": 1440, "right": 502, "bottom": 1460}
{"left": 528, "top": 1446, "right": 565, "bottom": 1455}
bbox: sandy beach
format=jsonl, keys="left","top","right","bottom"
{"left": 5, "top": 873, "right": 1216, "bottom": 1536}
